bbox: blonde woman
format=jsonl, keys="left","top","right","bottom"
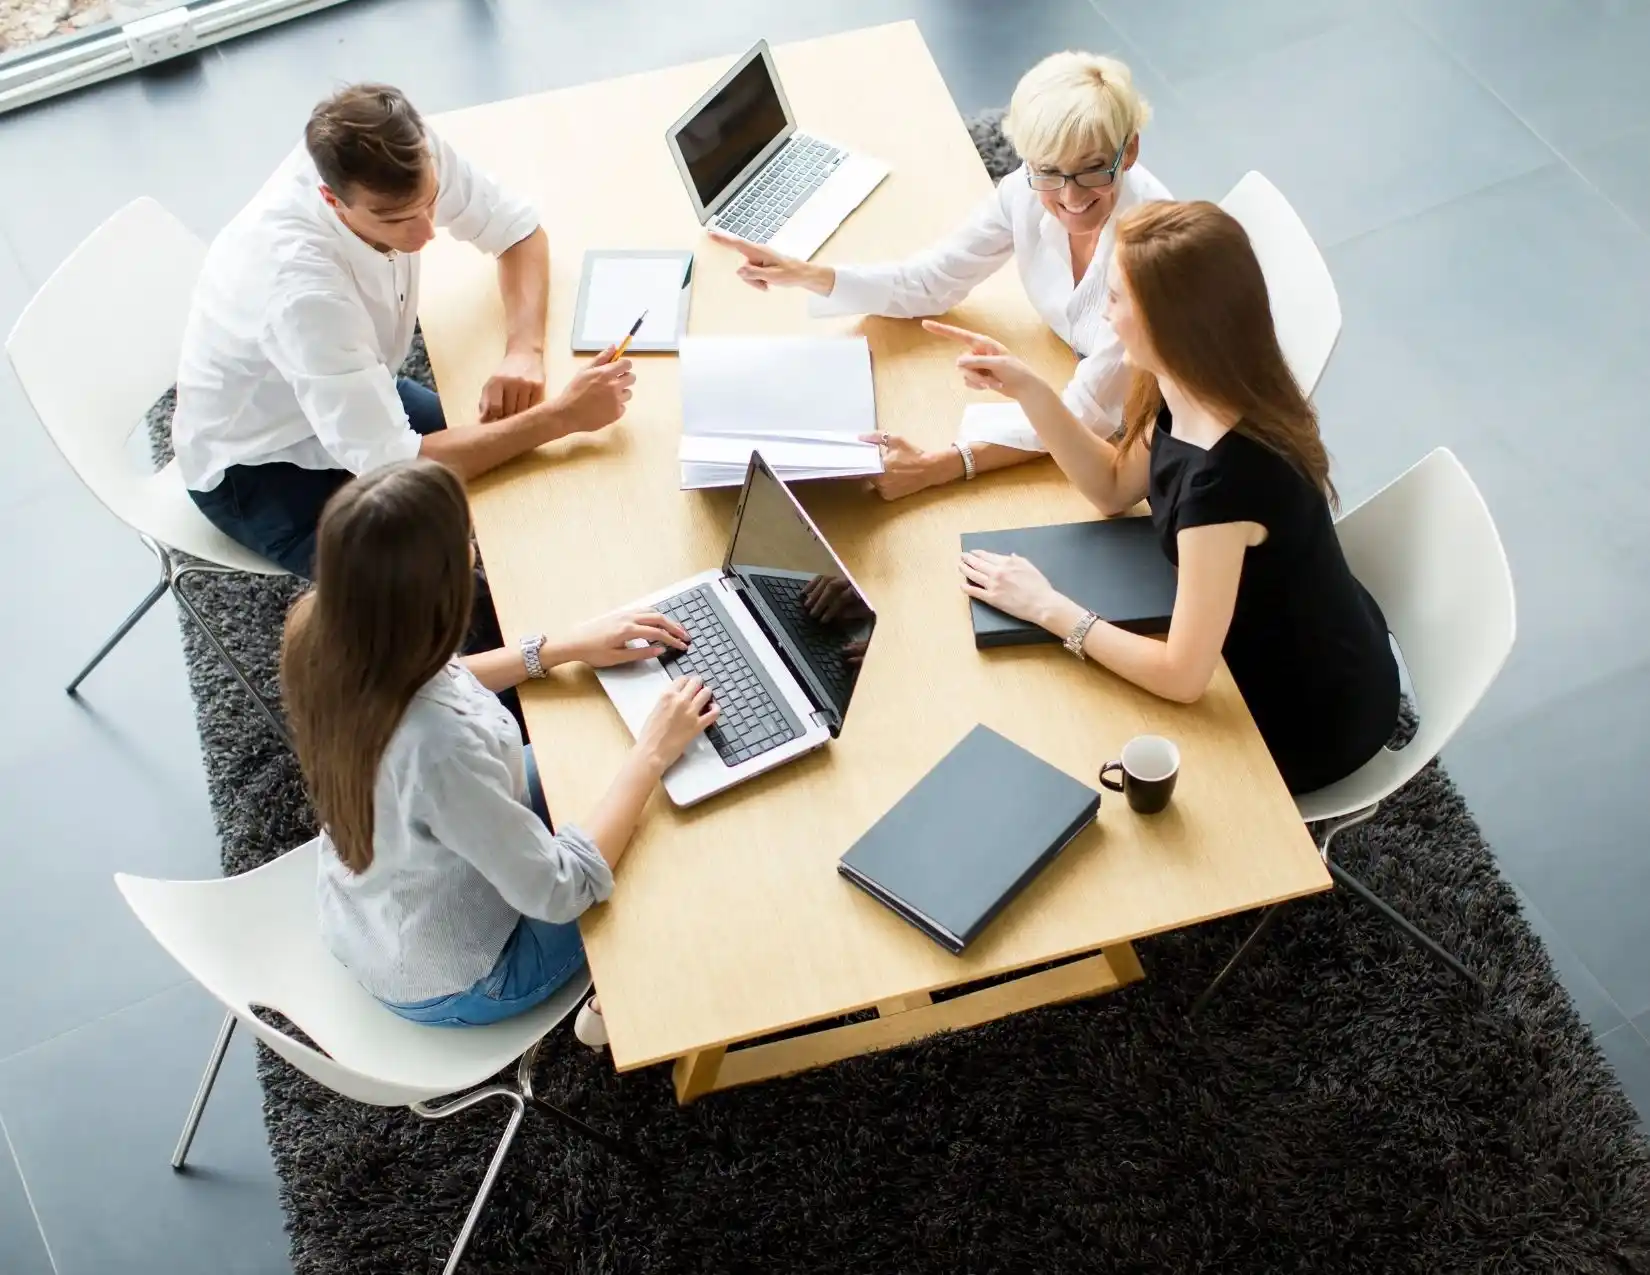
{"left": 713, "top": 51, "right": 1170, "bottom": 499}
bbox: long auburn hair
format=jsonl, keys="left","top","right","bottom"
{"left": 1113, "top": 200, "right": 1336, "bottom": 507}
{"left": 281, "top": 459, "right": 474, "bottom": 872}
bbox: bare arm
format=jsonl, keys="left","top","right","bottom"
{"left": 498, "top": 228, "right": 549, "bottom": 359}
{"left": 579, "top": 677, "right": 716, "bottom": 870}
{"left": 421, "top": 348, "right": 635, "bottom": 482}
{"left": 1032, "top": 523, "right": 1253, "bottom": 703}
{"left": 417, "top": 397, "right": 566, "bottom": 480}
{"left": 1012, "top": 377, "right": 1151, "bottom": 516}
{"left": 925, "top": 322, "right": 1151, "bottom": 514}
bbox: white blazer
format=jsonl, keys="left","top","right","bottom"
{"left": 809, "top": 162, "right": 1172, "bottom": 450}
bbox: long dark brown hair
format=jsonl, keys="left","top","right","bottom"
{"left": 281, "top": 460, "right": 474, "bottom": 872}
{"left": 1113, "top": 200, "right": 1336, "bottom": 507}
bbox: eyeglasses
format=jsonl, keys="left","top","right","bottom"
{"left": 1026, "top": 138, "right": 1132, "bottom": 192}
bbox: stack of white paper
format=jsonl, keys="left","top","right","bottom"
{"left": 678, "top": 335, "right": 884, "bottom": 489}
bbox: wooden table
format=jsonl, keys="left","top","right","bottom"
{"left": 420, "top": 21, "right": 1330, "bottom": 1103}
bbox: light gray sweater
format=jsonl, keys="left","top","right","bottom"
{"left": 317, "top": 661, "right": 614, "bottom": 1002}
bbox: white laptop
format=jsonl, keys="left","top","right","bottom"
{"left": 666, "top": 40, "right": 889, "bottom": 261}
{"left": 596, "top": 453, "right": 877, "bottom": 806}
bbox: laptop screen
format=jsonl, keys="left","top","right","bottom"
{"left": 724, "top": 457, "right": 875, "bottom": 732}
{"left": 674, "top": 51, "right": 789, "bottom": 208}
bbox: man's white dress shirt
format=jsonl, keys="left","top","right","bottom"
{"left": 810, "top": 162, "right": 1171, "bottom": 449}
{"left": 173, "top": 132, "right": 539, "bottom": 492}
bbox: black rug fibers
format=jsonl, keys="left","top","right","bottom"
{"left": 144, "top": 115, "right": 1650, "bottom": 1275}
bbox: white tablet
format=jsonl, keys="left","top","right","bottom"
{"left": 570, "top": 250, "right": 694, "bottom": 354}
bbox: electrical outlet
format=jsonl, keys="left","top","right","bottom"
{"left": 124, "top": 7, "right": 199, "bottom": 68}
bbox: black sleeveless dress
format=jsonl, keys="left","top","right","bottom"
{"left": 1148, "top": 407, "right": 1399, "bottom": 794}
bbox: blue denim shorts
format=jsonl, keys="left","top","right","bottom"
{"left": 381, "top": 745, "right": 587, "bottom": 1028}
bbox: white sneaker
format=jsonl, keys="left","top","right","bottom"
{"left": 573, "top": 997, "right": 608, "bottom": 1049}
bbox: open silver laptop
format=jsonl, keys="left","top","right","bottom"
{"left": 597, "top": 453, "right": 877, "bottom": 806}
{"left": 666, "top": 40, "right": 889, "bottom": 261}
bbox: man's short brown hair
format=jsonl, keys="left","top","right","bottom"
{"left": 305, "top": 83, "right": 429, "bottom": 206}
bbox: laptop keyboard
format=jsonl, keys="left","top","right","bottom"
{"left": 655, "top": 586, "right": 801, "bottom": 767}
{"left": 746, "top": 574, "right": 855, "bottom": 708}
{"left": 716, "top": 135, "right": 845, "bottom": 244}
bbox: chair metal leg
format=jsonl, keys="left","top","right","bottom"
{"left": 517, "top": 1044, "right": 653, "bottom": 1175}
{"left": 406, "top": 1032, "right": 653, "bottom": 1273}
{"left": 1326, "top": 859, "right": 1485, "bottom": 996}
{"left": 1190, "top": 798, "right": 1484, "bottom": 1017}
{"left": 66, "top": 577, "right": 170, "bottom": 694}
{"left": 168, "top": 559, "right": 289, "bottom": 745}
{"left": 1316, "top": 804, "right": 1379, "bottom": 861}
{"left": 413, "top": 1083, "right": 528, "bottom": 1275}
{"left": 172, "top": 1012, "right": 237, "bottom": 1170}
{"left": 1189, "top": 804, "right": 1381, "bottom": 1021}
{"left": 1188, "top": 904, "right": 1284, "bottom": 1020}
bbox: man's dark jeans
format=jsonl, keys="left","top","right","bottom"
{"left": 189, "top": 379, "right": 514, "bottom": 710}
{"left": 189, "top": 378, "right": 448, "bottom": 578}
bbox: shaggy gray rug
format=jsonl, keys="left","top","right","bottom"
{"left": 147, "top": 118, "right": 1650, "bottom": 1275}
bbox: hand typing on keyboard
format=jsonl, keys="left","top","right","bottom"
{"left": 551, "top": 608, "right": 689, "bottom": 668}
{"left": 653, "top": 586, "right": 801, "bottom": 767}
{"left": 636, "top": 676, "right": 718, "bottom": 771}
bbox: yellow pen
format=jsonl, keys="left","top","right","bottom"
{"left": 611, "top": 309, "right": 648, "bottom": 360}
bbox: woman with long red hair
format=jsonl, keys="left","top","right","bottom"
{"left": 940, "top": 200, "right": 1398, "bottom": 794}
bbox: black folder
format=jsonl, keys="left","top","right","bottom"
{"left": 838, "top": 725, "right": 1100, "bottom": 954}
{"left": 961, "top": 516, "right": 1177, "bottom": 648}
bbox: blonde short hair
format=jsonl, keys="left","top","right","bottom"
{"left": 1002, "top": 52, "right": 1151, "bottom": 171}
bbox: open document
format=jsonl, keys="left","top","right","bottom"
{"left": 678, "top": 335, "right": 884, "bottom": 489}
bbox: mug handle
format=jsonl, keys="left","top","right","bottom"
{"left": 1098, "top": 760, "right": 1125, "bottom": 793}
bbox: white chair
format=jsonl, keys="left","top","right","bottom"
{"left": 115, "top": 839, "right": 646, "bottom": 1275}
{"left": 1219, "top": 171, "right": 1341, "bottom": 395}
{"left": 1191, "top": 449, "right": 1517, "bottom": 1015}
{"left": 5, "top": 197, "right": 287, "bottom": 741}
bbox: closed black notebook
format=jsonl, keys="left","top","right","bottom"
{"left": 838, "top": 725, "right": 1100, "bottom": 954}
{"left": 961, "top": 516, "right": 1177, "bottom": 648}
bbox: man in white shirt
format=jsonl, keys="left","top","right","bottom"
{"left": 174, "top": 83, "right": 634, "bottom": 578}
{"left": 710, "top": 52, "right": 1169, "bottom": 500}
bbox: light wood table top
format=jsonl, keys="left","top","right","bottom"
{"left": 420, "top": 21, "right": 1329, "bottom": 1076}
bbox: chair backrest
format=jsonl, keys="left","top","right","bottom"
{"left": 5, "top": 197, "right": 205, "bottom": 528}
{"left": 115, "top": 840, "right": 586, "bottom": 1108}
{"left": 1297, "top": 448, "right": 1516, "bottom": 820}
{"left": 1219, "top": 172, "right": 1341, "bottom": 394}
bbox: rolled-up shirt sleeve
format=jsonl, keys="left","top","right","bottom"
{"left": 430, "top": 129, "right": 539, "bottom": 257}
{"left": 1061, "top": 323, "right": 1132, "bottom": 434}
{"left": 808, "top": 183, "right": 1016, "bottom": 320}
{"left": 419, "top": 731, "right": 615, "bottom": 925}
{"left": 261, "top": 287, "right": 421, "bottom": 475}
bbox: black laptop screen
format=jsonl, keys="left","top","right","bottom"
{"left": 725, "top": 459, "right": 875, "bottom": 730}
{"left": 675, "top": 53, "right": 789, "bottom": 207}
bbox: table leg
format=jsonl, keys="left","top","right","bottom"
{"left": 671, "top": 1046, "right": 727, "bottom": 1105}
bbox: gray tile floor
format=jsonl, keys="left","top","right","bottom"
{"left": 0, "top": 1, "right": 1644, "bottom": 1270}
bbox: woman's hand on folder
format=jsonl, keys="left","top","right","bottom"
{"left": 709, "top": 230, "right": 835, "bottom": 296}
{"left": 959, "top": 548, "right": 1062, "bottom": 628}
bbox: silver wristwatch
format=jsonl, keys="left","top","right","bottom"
{"left": 1063, "top": 611, "right": 1100, "bottom": 661}
{"left": 520, "top": 633, "right": 548, "bottom": 679}
{"left": 953, "top": 440, "right": 977, "bottom": 481}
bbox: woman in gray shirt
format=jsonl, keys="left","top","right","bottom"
{"left": 281, "top": 459, "right": 716, "bottom": 1037}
